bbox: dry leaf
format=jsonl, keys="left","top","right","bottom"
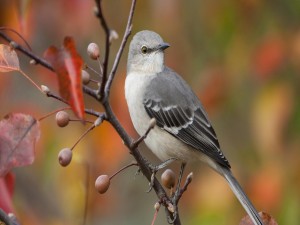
{"left": 0, "top": 113, "right": 40, "bottom": 176}
{"left": 0, "top": 44, "right": 20, "bottom": 72}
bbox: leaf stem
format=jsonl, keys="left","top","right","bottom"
{"left": 18, "top": 69, "right": 44, "bottom": 93}
{"left": 38, "top": 106, "right": 71, "bottom": 121}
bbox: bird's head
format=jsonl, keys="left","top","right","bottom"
{"left": 127, "top": 30, "right": 170, "bottom": 74}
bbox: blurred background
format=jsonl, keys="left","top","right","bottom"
{"left": 0, "top": 0, "right": 300, "bottom": 224}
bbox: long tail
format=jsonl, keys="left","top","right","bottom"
{"left": 219, "top": 166, "right": 264, "bottom": 225}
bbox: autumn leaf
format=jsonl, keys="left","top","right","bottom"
{"left": 44, "top": 36, "right": 85, "bottom": 119}
{"left": 0, "top": 113, "right": 40, "bottom": 177}
{"left": 0, "top": 172, "right": 15, "bottom": 213}
{"left": 0, "top": 44, "right": 20, "bottom": 72}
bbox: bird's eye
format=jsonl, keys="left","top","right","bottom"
{"left": 141, "top": 45, "right": 148, "bottom": 54}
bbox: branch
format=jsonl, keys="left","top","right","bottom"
{"left": 0, "top": 209, "right": 19, "bottom": 225}
{"left": 0, "top": 31, "right": 53, "bottom": 71}
{"left": 94, "top": 0, "right": 110, "bottom": 99}
{"left": 131, "top": 118, "right": 156, "bottom": 149}
{"left": 174, "top": 172, "right": 193, "bottom": 205}
{"left": 104, "top": 0, "right": 137, "bottom": 99}
{"left": 102, "top": 101, "right": 181, "bottom": 224}
{"left": 83, "top": 85, "right": 99, "bottom": 99}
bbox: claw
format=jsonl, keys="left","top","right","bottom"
{"left": 146, "top": 169, "right": 156, "bottom": 192}
{"left": 134, "top": 168, "right": 141, "bottom": 179}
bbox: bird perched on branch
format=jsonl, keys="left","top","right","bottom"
{"left": 125, "top": 30, "right": 263, "bottom": 225}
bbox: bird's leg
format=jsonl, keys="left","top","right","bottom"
{"left": 146, "top": 157, "right": 178, "bottom": 192}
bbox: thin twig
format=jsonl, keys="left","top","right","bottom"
{"left": 83, "top": 85, "right": 99, "bottom": 99}
{"left": 0, "top": 31, "right": 54, "bottom": 71}
{"left": 94, "top": 0, "right": 110, "bottom": 99}
{"left": 71, "top": 124, "right": 96, "bottom": 150}
{"left": 97, "top": 57, "right": 104, "bottom": 76}
{"left": 84, "top": 109, "right": 106, "bottom": 119}
{"left": 38, "top": 106, "right": 72, "bottom": 121}
{"left": 174, "top": 172, "right": 193, "bottom": 205}
{"left": 18, "top": 69, "right": 43, "bottom": 93}
{"left": 85, "top": 63, "right": 102, "bottom": 77}
{"left": 0, "top": 209, "right": 18, "bottom": 225}
{"left": 46, "top": 91, "right": 68, "bottom": 104}
{"left": 69, "top": 119, "right": 94, "bottom": 124}
{"left": 131, "top": 118, "right": 156, "bottom": 149}
{"left": 109, "top": 162, "right": 138, "bottom": 180}
{"left": 104, "top": 0, "right": 137, "bottom": 99}
{"left": 0, "top": 27, "right": 32, "bottom": 51}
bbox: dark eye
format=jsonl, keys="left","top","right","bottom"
{"left": 141, "top": 45, "right": 148, "bottom": 54}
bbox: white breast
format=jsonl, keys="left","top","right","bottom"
{"left": 125, "top": 72, "right": 202, "bottom": 162}
{"left": 125, "top": 72, "right": 154, "bottom": 136}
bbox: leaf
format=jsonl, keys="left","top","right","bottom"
{"left": 44, "top": 37, "right": 85, "bottom": 119}
{"left": 0, "top": 172, "right": 15, "bottom": 213}
{"left": 0, "top": 44, "right": 20, "bottom": 72}
{"left": 0, "top": 113, "right": 40, "bottom": 177}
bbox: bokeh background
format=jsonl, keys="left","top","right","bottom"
{"left": 1, "top": 0, "right": 300, "bottom": 224}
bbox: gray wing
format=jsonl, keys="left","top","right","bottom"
{"left": 143, "top": 67, "right": 230, "bottom": 168}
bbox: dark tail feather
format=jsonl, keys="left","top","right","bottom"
{"left": 220, "top": 167, "right": 264, "bottom": 225}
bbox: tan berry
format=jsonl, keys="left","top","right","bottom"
{"left": 154, "top": 202, "right": 160, "bottom": 211}
{"left": 81, "top": 70, "right": 90, "bottom": 85}
{"left": 87, "top": 43, "right": 100, "bottom": 60}
{"left": 41, "top": 85, "right": 50, "bottom": 94}
{"left": 58, "top": 148, "right": 72, "bottom": 167}
{"left": 161, "top": 169, "right": 176, "bottom": 189}
{"left": 56, "top": 111, "right": 70, "bottom": 127}
{"left": 95, "top": 175, "right": 110, "bottom": 194}
{"left": 109, "top": 30, "right": 119, "bottom": 43}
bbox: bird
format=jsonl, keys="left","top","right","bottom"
{"left": 125, "top": 30, "right": 263, "bottom": 225}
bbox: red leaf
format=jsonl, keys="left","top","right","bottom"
{"left": 0, "top": 44, "right": 20, "bottom": 72}
{"left": 44, "top": 37, "right": 85, "bottom": 119}
{"left": 0, "top": 172, "right": 15, "bottom": 213}
{"left": 0, "top": 113, "right": 40, "bottom": 177}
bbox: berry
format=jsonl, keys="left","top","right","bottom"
{"left": 56, "top": 111, "right": 70, "bottom": 127}
{"left": 87, "top": 43, "right": 100, "bottom": 60}
{"left": 41, "top": 85, "right": 50, "bottom": 94}
{"left": 95, "top": 175, "right": 110, "bottom": 194}
{"left": 154, "top": 202, "right": 160, "bottom": 211}
{"left": 109, "top": 30, "right": 119, "bottom": 43}
{"left": 81, "top": 70, "right": 90, "bottom": 85}
{"left": 161, "top": 169, "right": 176, "bottom": 189}
{"left": 58, "top": 148, "right": 72, "bottom": 167}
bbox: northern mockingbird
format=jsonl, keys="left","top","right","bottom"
{"left": 125, "top": 30, "right": 263, "bottom": 225}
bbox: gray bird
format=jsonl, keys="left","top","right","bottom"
{"left": 125, "top": 30, "right": 263, "bottom": 225}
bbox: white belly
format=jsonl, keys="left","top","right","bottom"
{"left": 125, "top": 72, "right": 201, "bottom": 162}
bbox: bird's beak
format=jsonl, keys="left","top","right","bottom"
{"left": 157, "top": 42, "right": 170, "bottom": 51}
